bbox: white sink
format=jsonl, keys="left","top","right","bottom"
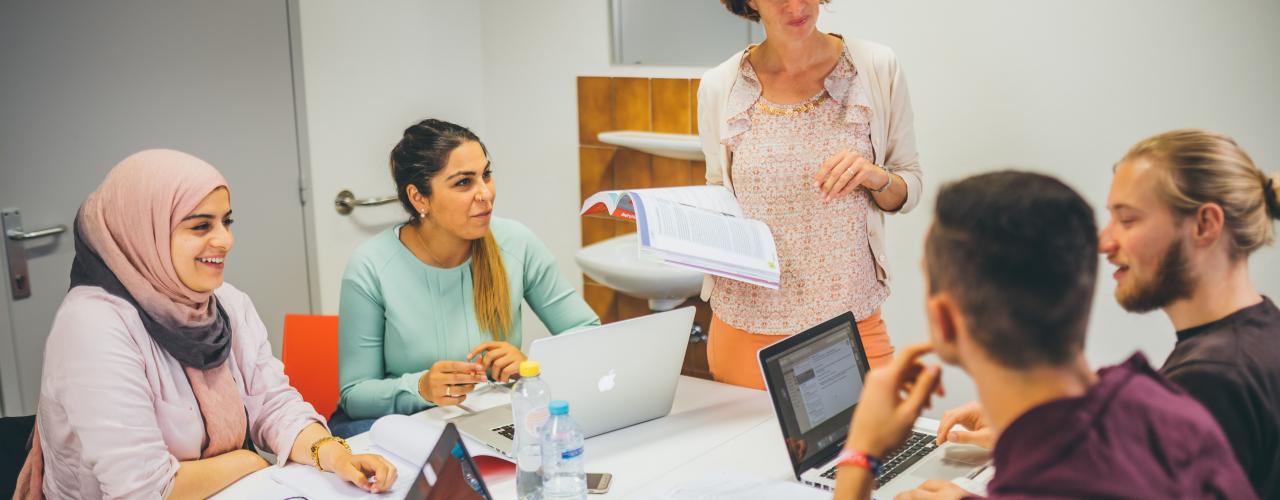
{"left": 597, "top": 131, "right": 704, "bottom": 161}
{"left": 575, "top": 233, "right": 704, "bottom": 311}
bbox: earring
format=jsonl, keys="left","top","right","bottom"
{"left": 419, "top": 211, "right": 426, "bottom": 219}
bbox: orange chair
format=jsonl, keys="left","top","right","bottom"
{"left": 282, "top": 314, "right": 340, "bottom": 419}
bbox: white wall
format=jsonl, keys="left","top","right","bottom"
{"left": 296, "top": 0, "right": 487, "bottom": 314}
{"left": 298, "top": 1, "right": 1280, "bottom": 416}
{"left": 813, "top": 0, "right": 1280, "bottom": 415}
{"left": 470, "top": 0, "right": 1280, "bottom": 415}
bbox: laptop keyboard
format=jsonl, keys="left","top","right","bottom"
{"left": 818, "top": 431, "right": 938, "bottom": 487}
{"left": 492, "top": 423, "right": 515, "bottom": 440}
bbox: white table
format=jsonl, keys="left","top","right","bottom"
{"left": 216, "top": 376, "right": 783, "bottom": 499}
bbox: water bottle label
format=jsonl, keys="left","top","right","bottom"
{"left": 525, "top": 407, "right": 549, "bottom": 436}
{"left": 560, "top": 447, "right": 583, "bottom": 460}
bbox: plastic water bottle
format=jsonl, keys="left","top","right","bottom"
{"left": 540, "top": 400, "right": 587, "bottom": 500}
{"left": 512, "top": 361, "right": 552, "bottom": 500}
{"left": 450, "top": 443, "right": 484, "bottom": 494}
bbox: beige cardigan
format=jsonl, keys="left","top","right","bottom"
{"left": 696, "top": 37, "right": 923, "bottom": 300}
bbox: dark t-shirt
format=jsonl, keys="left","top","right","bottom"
{"left": 1163, "top": 297, "right": 1280, "bottom": 499}
{"left": 984, "top": 353, "right": 1254, "bottom": 499}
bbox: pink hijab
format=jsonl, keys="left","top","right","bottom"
{"left": 80, "top": 148, "right": 230, "bottom": 328}
{"left": 15, "top": 149, "right": 248, "bottom": 499}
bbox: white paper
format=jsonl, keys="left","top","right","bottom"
{"left": 369, "top": 414, "right": 512, "bottom": 466}
{"left": 270, "top": 386, "right": 515, "bottom": 499}
{"left": 629, "top": 186, "right": 744, "bottom": 218}
{"left": 269, "top": 441, "right": 416, "bottom": 499}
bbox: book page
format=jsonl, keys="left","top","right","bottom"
{"left": 643, "top": 197, "right": 773, "bottom": 263}
{"left": 270, "top": 414, "right": 515, "bottom": 499}
{"left": 270, "top": 441, "right": 417, "bottom": 499}
{"left": 628, "top": 185, "right": 743, "bottom": 218}
{"left": 580, "top": 186, "right": 741, "bottom": 221}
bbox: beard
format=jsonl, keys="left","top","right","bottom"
{"left": 1116, "top": 237, "right": 1197, "bottom": 313}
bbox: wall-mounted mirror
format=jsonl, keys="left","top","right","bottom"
{"left": 611, "top": 0, "right": 765, "bottom": 67}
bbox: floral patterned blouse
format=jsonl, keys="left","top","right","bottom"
{"left": 710, "top": 44, "right": 889, "bottom": 334}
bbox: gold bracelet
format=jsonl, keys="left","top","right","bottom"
{"left": 310, "top": 435, "right": 350, "bottom": 471}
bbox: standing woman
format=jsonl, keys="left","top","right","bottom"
{"left": 697, "top": 0, "right": 924, "bottom": 388}
{"left": 331, "top": 119, "right": 600, "bottom": 437}
{"left": 15, "top": 150, "right": 394, "bottom": 499}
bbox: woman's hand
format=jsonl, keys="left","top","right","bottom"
{"left": 418, "top": 360, "right": 486, "bottom": 406}
{"left": 467, "top": 341, "right": 527, "bottom": 382}
{"left": 935, "top": 401, "right": 996, "bottom": 449}
{"left": 324, "top": 450, "right": 398, "bottom": 494}
{"left": 814, "top": 150, "right": 890, "bottom": 202}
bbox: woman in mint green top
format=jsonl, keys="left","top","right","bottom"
{"left": 332, "top": 119, "right": 599, "bottom": 436}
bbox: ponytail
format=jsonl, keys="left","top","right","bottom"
{"left": 471, "top": 231, "right": 512, "bottom": 340}
{"left": 1266, "top": 174, "right": 1280, "bottom": 221}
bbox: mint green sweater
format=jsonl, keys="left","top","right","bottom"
{"left": 337, "top": 218, "right": 600, "bottom": 419}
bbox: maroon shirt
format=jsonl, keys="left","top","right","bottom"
{"left": 982, "top": 353, "right": 1255, "bottom": 499}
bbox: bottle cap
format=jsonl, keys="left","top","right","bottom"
{"left": 519, "top": 360, "right": 541, "bottom": 378}
{"left": 549, "top": 400, "right": 569, "bottom": 416}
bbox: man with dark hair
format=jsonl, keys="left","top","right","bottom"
{"left": 833, "top": 171, "right": 1253, "bottom": 499}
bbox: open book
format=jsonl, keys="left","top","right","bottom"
{"left": 581, "top": 186, "right": 779, "bottom": 289}
{"left": 271, "top": 392, "right": 515, "bottom": 498}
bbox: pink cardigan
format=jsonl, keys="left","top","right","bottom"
{"left": 36, "top": 283, "right": 323, "bottom": 499}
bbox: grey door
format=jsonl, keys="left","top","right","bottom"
{"left": 0, "top": 0, "right": 313, "bottom": 416}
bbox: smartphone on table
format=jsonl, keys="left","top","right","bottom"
{"left": 587, "top": 472, "right": 612, "bottom": 494}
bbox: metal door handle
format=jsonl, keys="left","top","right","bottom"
{"left": 334, "top": 189, "right": 398, "bottom": 215}
{"left": 6, "top": 225, "right": 67, "bottom": 241}
{"left": 2, "top": 209, "right": 65, "bottom": 300}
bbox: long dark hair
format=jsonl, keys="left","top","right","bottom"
{"left": 390, "top": 119, "right": 512, "bottom": 340}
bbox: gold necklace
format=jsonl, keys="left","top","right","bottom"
{"left": 755, "top": 92, "right": 829, "bottom": 116}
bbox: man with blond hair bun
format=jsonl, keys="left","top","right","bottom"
{"left": 933, "top": 130, "right": 1280, "bottom": 499}
{"left": 1099, "top": 129, "right": 1280, "bottom": 498}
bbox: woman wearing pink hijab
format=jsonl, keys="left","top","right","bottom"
{"left": 14, "top": 150, "right": 395, "bottom": 498}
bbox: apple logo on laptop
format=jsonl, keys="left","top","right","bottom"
{"left": 597, "top": 369, "right": 617, "bottom": 393}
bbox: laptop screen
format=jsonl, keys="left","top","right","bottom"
{"left": 406, "top": 423, "right": 492, "bottom": 500}
{"left": 758, "top": 312, "right": 870, "bottom": 477}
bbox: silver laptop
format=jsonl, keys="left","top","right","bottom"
{"left": 452, "top": 306, "right": 695, "bottom": 458}
{"left": 759, "top": 312, "right": 991, "bottom": 497}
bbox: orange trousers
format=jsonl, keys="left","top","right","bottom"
{"left": 707, "top": 309, "right": 894, "bottom": 390}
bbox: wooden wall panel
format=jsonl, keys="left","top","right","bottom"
{"left": 583, "top": 281, "right": 618, "bottom": 324}
{"left": 612, "top": 78, "right": 651, "bottom": 131}
{"left": 577, "top": 77, "right": 613, "bottom": 147}
{"left": 690, "top": 160, "right": 707, "bottom": 187}
{"left": 651, "top": 157, "right": 690, "bottom": 188}
{"left": 616, "top": 295, "right": 652, "bottom": 321}
{"left": 651, "top": 79, "right": 691, "bottom": 134}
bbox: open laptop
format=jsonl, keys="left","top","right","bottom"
{"left": 405, "top": 422, "right": 492, "bottom": 500}
{"left": 759, "top": 312, "right": 991, "bottom": 497}
{"left": 452, "top": 306, "right": 695, "bottom": 458}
